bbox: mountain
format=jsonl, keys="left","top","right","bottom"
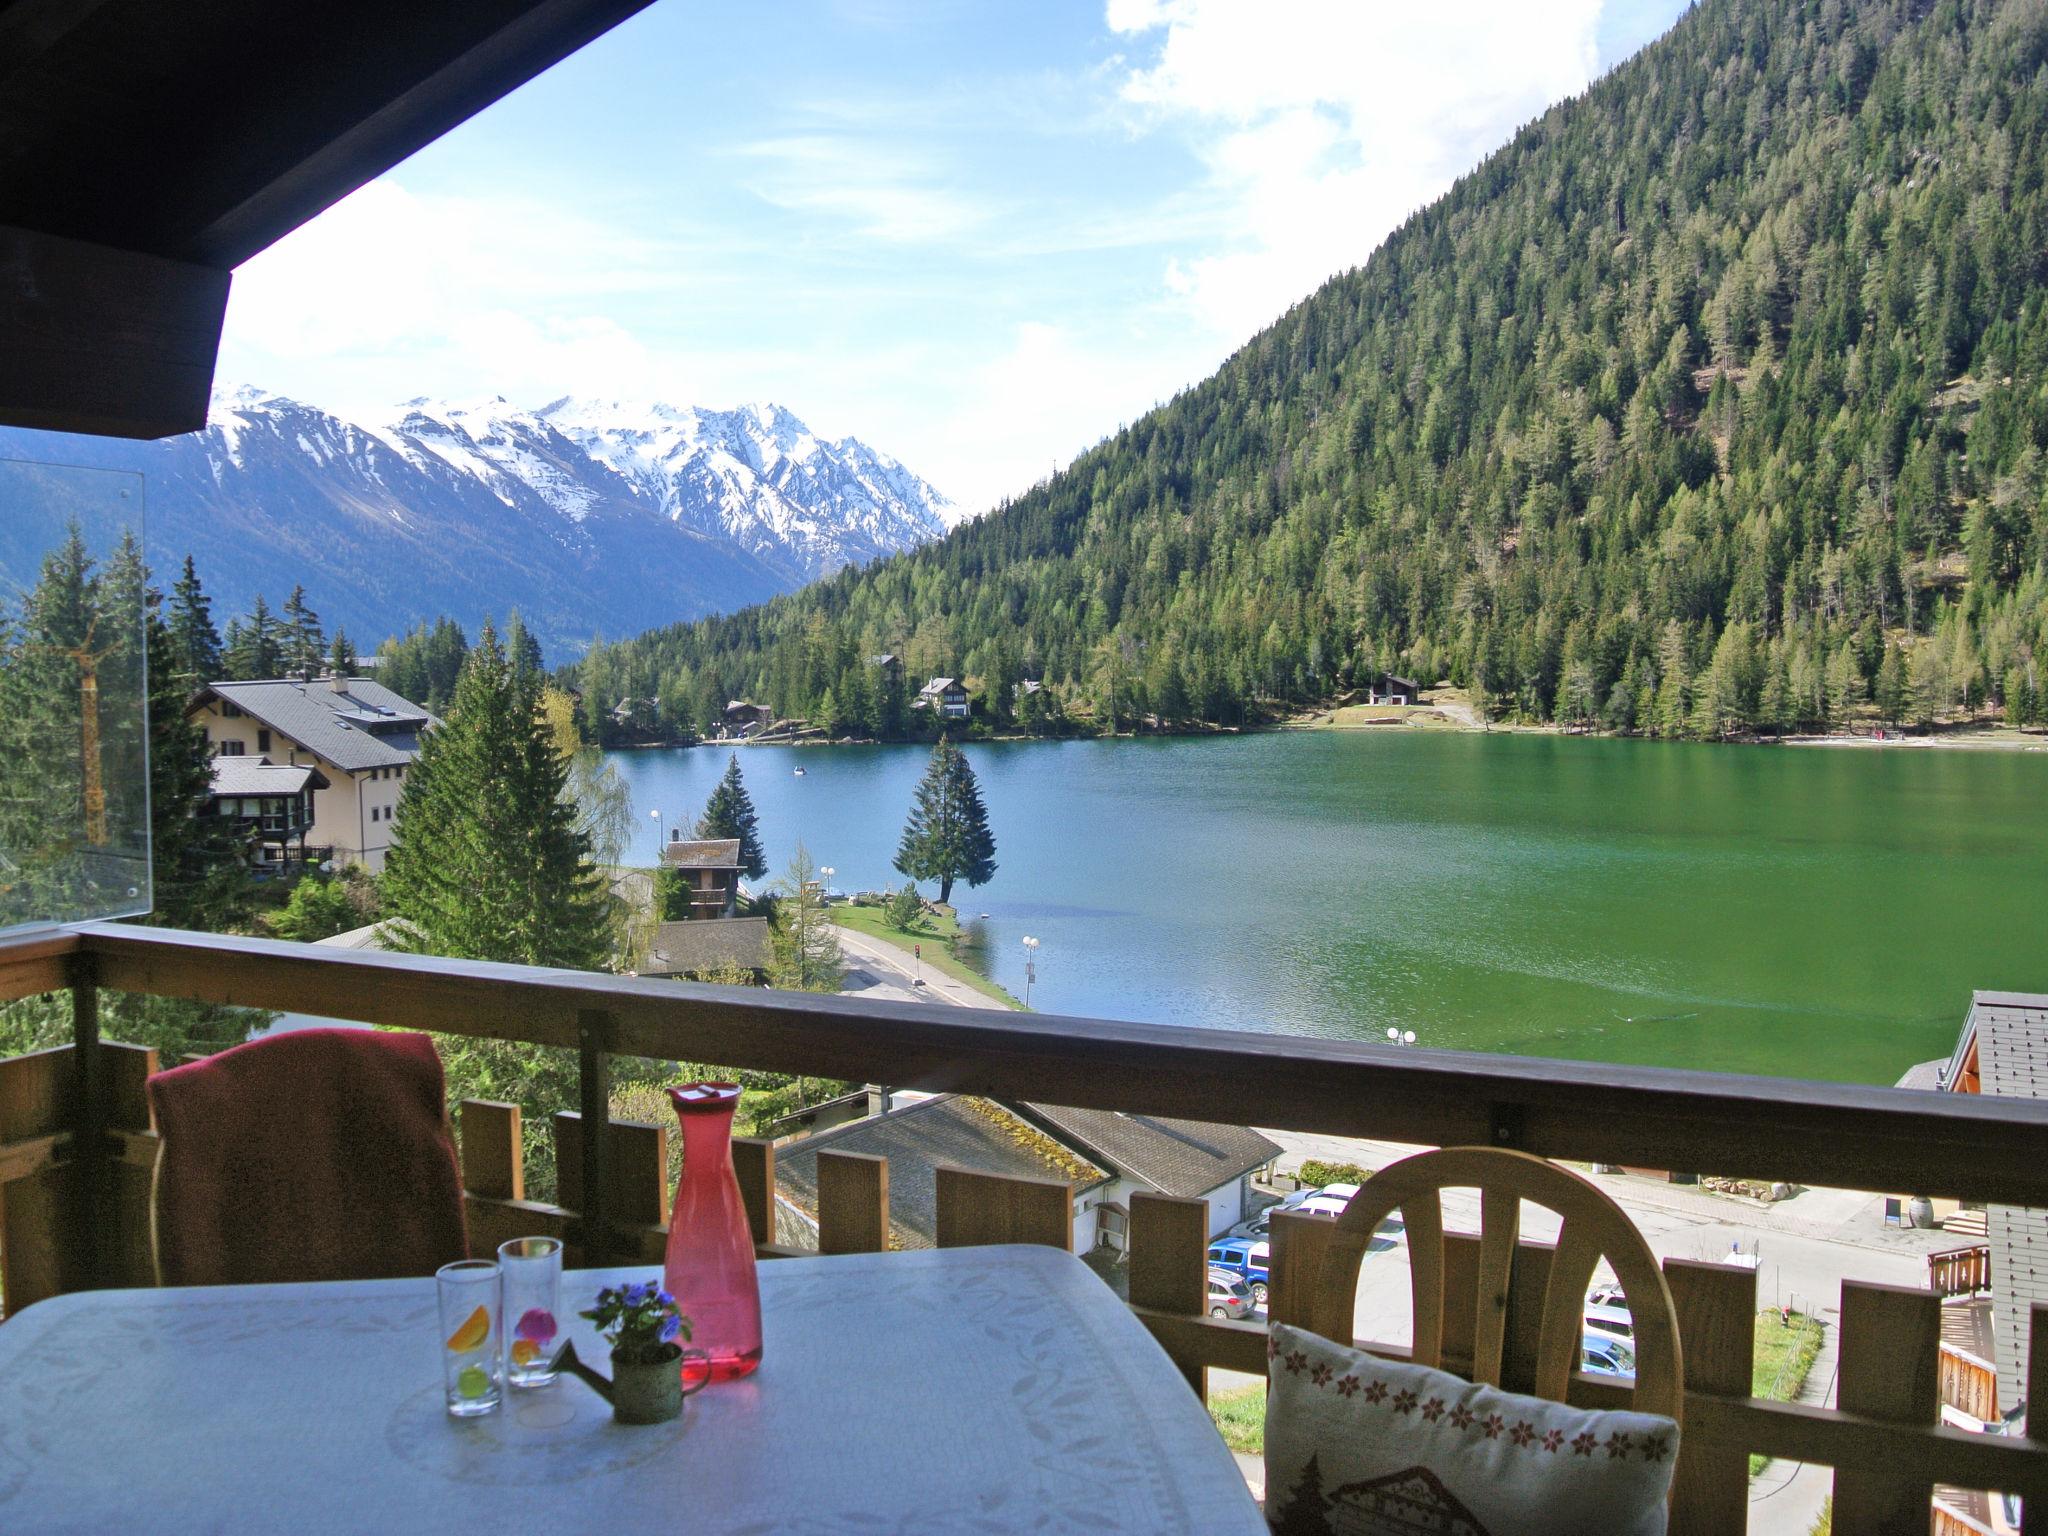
{"left": 572, "top": 0, "right": 2048, "bottom": 743}
{"left": 0, "top": 389, "right": 957, "bottom": 659}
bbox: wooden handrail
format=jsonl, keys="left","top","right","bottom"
{"left": 44, "top": 921, "right": 2048, "bottom": 1206}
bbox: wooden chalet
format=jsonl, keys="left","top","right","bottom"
{"left": 658, "top": 832, "right": 742, "bottom": 918}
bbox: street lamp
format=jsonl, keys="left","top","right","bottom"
{"left": 1385, "top": 1027, "right": 1417, "bottom": 1046}
{"left": 1021, "top": 935, "right": 1040, "bottom": 1009}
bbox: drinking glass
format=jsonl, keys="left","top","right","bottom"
{"left": 498, "top": 1236, "right": 563, "bottom": 1388}
{"left": 436, "top": 1259, "right": 503, "bottom": 1417}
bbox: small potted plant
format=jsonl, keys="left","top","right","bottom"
{"left": 564, "top": 1281, "right": 708, "bottom": 1424}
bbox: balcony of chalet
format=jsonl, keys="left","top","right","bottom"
{"left": 4, "top": 921, "right": 2048, "bottom": 1535}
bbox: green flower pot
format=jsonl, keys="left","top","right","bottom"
{"left": 612, "top": 1345, "right": 686, "bottom": 1425}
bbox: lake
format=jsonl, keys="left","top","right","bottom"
{"left": 604, "top": 732, "right": 2048, "bottom": 1084}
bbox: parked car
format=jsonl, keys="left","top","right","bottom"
{"left": 1229, "top": 1209, "right": 1274, "bottom": 1240}
{"left": 1206, "top": 1238, "right": 1271, "bottom": 1306}
{"left": 1206, "top": 1269, "right": 1254, "bottom": 1320}
{"left": 1295, "top": 1194, "right": 1350, "bottom": 1219}
{"left": 1582, "top": 1303, "right": 1635, "bottom": 1346}
{"left": 1586, "top": 1282, "right": 1627, "bottom": 1312}
{"left": 1580, "top": 1334, "right": 1637, "bottom": 1379}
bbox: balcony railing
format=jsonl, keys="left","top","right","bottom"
{"left": 5, "top": 921, "right": 2048, "bottom": 1536}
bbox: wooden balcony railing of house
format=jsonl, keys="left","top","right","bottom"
{"left": 5, "top": 922, "right": 2048, "bottom": 1536}
{"left": 1931, "top": 1242, "right": 1994, "bottom": 1300}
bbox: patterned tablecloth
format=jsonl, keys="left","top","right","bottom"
{"left": 0, "top": 1243, "right": 1265, "bottom": 1534}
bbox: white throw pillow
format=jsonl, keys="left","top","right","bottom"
{"left": 1263, "top": 1322, "right": 1678, "bottom": 1536}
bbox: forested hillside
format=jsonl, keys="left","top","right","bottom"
{"left": 572, "top": 0, "right": 2048, "bottom": 740}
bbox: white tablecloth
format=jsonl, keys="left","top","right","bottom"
{"left": 0, "top": 1243, "right": 1265, "bottom": 1534}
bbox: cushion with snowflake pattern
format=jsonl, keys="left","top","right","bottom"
{"left": 1263, "top": 1322, "right": 1678, "bottom": 1536}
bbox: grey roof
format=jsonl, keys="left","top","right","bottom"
{"left": 1013, "top": 1103, "right": 1280, "bottom": 1199}
{"left": 774, "top": 1095, "right": 1108, "bottom": 1251}
{"left": 1893, "top": 1058, "right": 1949, "bottom": 1092}
{"left": 199, "top": 678, "right": 433, "bottom": 772}
{"left": 918, "top": 676, "right": 958, "bottom": 695}
{"left": 1961, "top": 990, "right": 2048, "bottom": 1415}
{"left": 206, "top": 758, "right": 325, "bottom": 797}
{"left": 643, "top": 917, "right": 771, "bottom": 977}
{"left": 659, "top": 838, "right": 741, "bottom": 871}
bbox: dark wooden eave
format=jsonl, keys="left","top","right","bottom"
{"left": 0, "top": 0, "right": 658, "bottom": 438}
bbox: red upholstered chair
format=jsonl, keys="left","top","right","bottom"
{"left": 147, "top": 1027, "right": 470, "bottom": 1286}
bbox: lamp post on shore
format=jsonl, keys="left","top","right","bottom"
{"left": 1022, "top": 935, "right": 1040, "bottom": 1009}
{"left": 1385, "top": 1027, "right": 1416, "bottom": 1046}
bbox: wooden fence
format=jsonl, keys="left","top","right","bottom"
{"left": 1930, "top": 1243, "right": 1994, "bottom": 1300}
{"left": 6, "top": 922, "right": 2048, "bottom": 1534}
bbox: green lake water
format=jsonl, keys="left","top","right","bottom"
{"left": 606, "top": 732, "right": 2048, "bottom": 1084}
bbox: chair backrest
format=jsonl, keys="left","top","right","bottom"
{"left": 1294, "top": 1147, "right": 1683, "bottom": 1420}
{"left": 148, "top": 1027, "right": 469, "bottom": 1286}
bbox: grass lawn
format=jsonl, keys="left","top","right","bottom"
{"left": 828, "top": 904, "right": 1026, "bottom": 1010}
{"left": 1208, "top": 1383, "right": 1266, "bottom": 1455}
{"left": 1750, "top": 1309, "right": 1825, "bottom": 1476}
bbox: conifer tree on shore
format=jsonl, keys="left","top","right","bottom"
{"left": 893, "top": 735, "right": 996, "bottom": 906}
{"left": 381, "top": 622, "right": 611, "bottom": 969}
{"left": 697, "top": 752, "right": 767, "bottom": 879}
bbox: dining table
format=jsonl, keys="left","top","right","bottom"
{"left": 0, "top": 1242, "right": 1267, "bottom": 1534}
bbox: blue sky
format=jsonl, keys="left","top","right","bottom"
{"left": 218, "top": 0, "right": 1690, "bottom": 514}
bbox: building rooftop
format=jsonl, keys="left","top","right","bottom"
{"left": 206, "top": 758, "right": 328, "bottom": 797}
{"left": 643, "top": 917, "right": 771, "bottom": 977}
{"left": 659, "top": 838, "right": 742, "bottom": 871}
{"left": 198, "top": 678, "right": 433, "bottom": 773}
{"left": 1014, "top": 1104, "right": 1279, "bottom": 1200}
{"left": 918, "top": 677, "right": 958, "bottom": 695}
{"left": 1894, "top": 1057, "right": 1949, "bottom": 1092}
{"left": 1957, "top": 990, "right": 2048, "bottom": 1415}
{"left": 774, "top": 1095, "right": 1109, "bottom": 1250}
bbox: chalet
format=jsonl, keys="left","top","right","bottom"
{"left": 1365, "top": 671, "right": 1420, "bottom": 705}
{"left": 772, "top": 1094, "right": 1276, "bottom": 1253}
{"left": 204, "top": 757, "right": 329, "bottom": 871}
{"left": 1011, "top": 1104, "right": 1279, "bottom": 1249}
{"left": 915, "top": 677, "right": 970, "bottom": 720}
{"left": 723, "top": 699, "right": 772, "bottom": 736}
{"left": 642, "top": 916, "right": 771, "bottom": 982}
{"left": 189, "top": 677, "right": 435, "bottom": 873}
{"left": 772, "top": 1095, "right": 1111, "bottom": 1251}
{"left": 658, "top": 832, "right": 742, "bottom": 918}
{"left": 867, "top": 653, "right": 902, "bottom": 686}
{"left": 1899, "top": 991, "right": 2045, "bottom": 1536}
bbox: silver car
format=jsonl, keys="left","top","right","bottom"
{"left": 1207, "top": 1268, "right": 1254, "bottom": 1319}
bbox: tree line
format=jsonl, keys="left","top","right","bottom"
{"left": 562, "top": 0, "right": 2048, "bottom": 743}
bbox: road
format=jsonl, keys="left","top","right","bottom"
{"left": 833, "top": 923, "right": 1004, "bottom": 1011}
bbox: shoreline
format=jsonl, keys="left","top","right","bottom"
{"left": 610, "top": 715, "right": 2048, "bottom": 755}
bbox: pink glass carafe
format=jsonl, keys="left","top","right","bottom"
{"left": 662, "top": 1082, "right": 762, "bottom": 1381}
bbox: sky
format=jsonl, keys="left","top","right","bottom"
{"left": 216, "top": 0, "right": 1692, "bottom": 516}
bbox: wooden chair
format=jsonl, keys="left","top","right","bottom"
{"left": 148, "top": 1027, "right": 469, "bottom": 1286}
{"left": 1290, "top": 1146, "right": 1684, "bottom": 1420}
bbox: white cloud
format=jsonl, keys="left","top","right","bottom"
{"left": 734, "top": 135, "right": 987, "bottom": 244}
{"left": 1110, "top": 0, "right": 1606, "bottom": 341}
{"left": 218, "top": 180, "right": 694, "bottom": 412}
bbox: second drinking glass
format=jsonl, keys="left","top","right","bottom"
{"left": 498, "top": 1236, "right": 563, "bottom": 1388}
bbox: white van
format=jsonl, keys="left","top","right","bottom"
{"left": 1582, "top": 1303, "right": 1635, "bottom": 1345}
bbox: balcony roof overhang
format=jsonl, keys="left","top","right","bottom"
{"left": 0, "top": 0, "right": 658, "bottom": 438}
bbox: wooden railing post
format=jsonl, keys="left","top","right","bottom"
{"left": 1129, "top": 1192, "right": 1210, "bottom": 1394}
{"left": 1268, "top": 1208, "right": 1346, "bottom": 1335}
{"left": 576, "top": 1009, "right": 611, "bottom": 1266}
{"left": 1832, "top": 1280, "right": 1941, "bottom": 1534}
{"left": 732, "top": 1138, "right": 775, "bottom": 1248}
{"left": 933, "top": 1166, "right": 1071, "bottom": 1251}
{"left": 816, "top": 1149, "right": 888, "bottom": 1255}
{"left": 461, "top": 1100, "right": 524, "bottom": 1202}
{"left": 1664, "top": 1258, "right": 1755, "bottom": 1536}
{"left": 68, "top": 950, "right": 105, "bottom": 1289}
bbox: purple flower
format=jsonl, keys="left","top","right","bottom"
{"left": 658, "top": 1314, "right": 683, "bottom": 1344}
{"left": 655, "top": 1290, "right": 676, "bottom": 1309}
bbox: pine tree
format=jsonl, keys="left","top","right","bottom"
{"left": 280, "top": 585, "right": 324, "bottom": 677}
{"left": 381, "top": 622, "right": 612, "bottom": 969}
{"left": 225, "top": 594, "right": 283, "bottom": 679}
{"left": 697, "top": 753, "right": 767, "bottom": 879}
{"left": 329, "top": 630, "right": 357, "bottom": 677}
{"left": 167, "top": 555, "right": 223, "bottom": 683}
{"left": 769, "top": 843, "right": 844, "bottom": 992}
{"left": 1875, "top": 642, "right": 1908, "bottom": 725}
{"left": 1267, "top": 1452, "right": 1330, "bottom": 1536}
{"left": 893, "top": 735, "right": 997, "bottom": 906}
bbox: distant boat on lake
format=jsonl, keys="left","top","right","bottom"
{"left": 793, "top": 767, "right": 806, "bottom": 776}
